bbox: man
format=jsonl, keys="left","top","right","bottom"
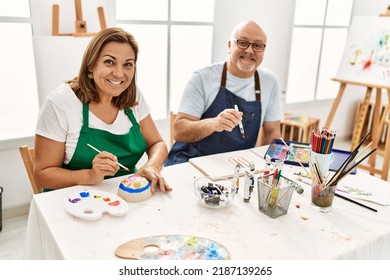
{"left": 165, "top": 20, "right": 282, "bottom": 166}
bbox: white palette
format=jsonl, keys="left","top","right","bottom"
{"left": 63, "top": 189, "right": 129, "bottom": 221}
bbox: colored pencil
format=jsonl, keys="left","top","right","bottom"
{"left": 311, "top": 128, "right": 337, "bottom": 154}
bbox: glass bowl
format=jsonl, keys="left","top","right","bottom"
{"left": 193, "top": 177, "right": 236, "bottom": 209}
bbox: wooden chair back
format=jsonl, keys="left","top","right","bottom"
{"left": 170, "top": 112, "right": 177, "bottom": 148}
{"left": 19, "top": 145, "right": 41, "bottom": 194}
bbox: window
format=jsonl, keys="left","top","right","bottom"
{"left": 285, "top": 0, "right": 353, "bottom": 104}
{"left": 115, "top": 0, "right": 214, "bottom": 119}
{"left": 0, "top": 0, "right": 39, "bottom": 141}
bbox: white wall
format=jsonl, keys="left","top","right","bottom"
{"left": 213, "top": 0, "right": 294, "bottom": 92}
{"left": 0, "top": 0, "right": 388, "bottom": 214}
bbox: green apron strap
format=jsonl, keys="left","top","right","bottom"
{"left": 124, "top": 108, "right": 139, "bottom": 128}
{"left": 82, "top": 103, "right": 89, "bottom": 126}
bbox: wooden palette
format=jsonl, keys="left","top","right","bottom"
{"left": 115, "top": 235, "right": 230, "bottom": 260}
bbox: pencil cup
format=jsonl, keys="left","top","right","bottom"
{"left": 311, "top": 180, "right": 337, "bottom": 213}
{"left": 257, "top": 178, "right": 294, "bottom": 219}
{"left": 310, "top": 151, "right": 334, "bottom": 177}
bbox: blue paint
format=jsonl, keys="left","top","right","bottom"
{"left": 79, "top": 191, "right": 90, "bottom": 197}
{"left": 205, "top": 243, "right": 224, "bottom": 260}
{"left": 119, "top": 182, "right": 150, "bottom": 193}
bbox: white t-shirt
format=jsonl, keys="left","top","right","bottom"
{"left": 35, "top": 83, "right": 151, "bottom": 164}
{"left": 178, "top": 62, "right": 283, "bottom": 127}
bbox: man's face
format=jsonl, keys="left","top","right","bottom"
{"left": 228, "top": 23, "right": 267, "bottom": 78}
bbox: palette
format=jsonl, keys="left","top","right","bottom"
{"left": 115, "top": 235, "right": 230, "bottom": 260}
{"left": 264, "top": 139, "right": 310, "bottom": 167}
{"left": 63, "top": 189, "right": 129, "bottom": 221}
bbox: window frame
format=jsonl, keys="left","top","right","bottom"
{"left": 0, "top": 0, "right": 38, "bottom": 150}
{"left": 112, "top": 0, "right": 215, "bottom": 119}
{"left": 285, "top": 0, "right": 354, "bottom": 104}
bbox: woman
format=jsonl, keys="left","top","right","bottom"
{"left": 34, "top": 27, "right": 171, "bottom": 193}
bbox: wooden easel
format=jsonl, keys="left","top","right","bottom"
{"left": 325, "top": 6, "right": 390, "bottom": 181}
{"left": 325, "top": 78, "right": 390, "bottom": 180}
{"left": 52, "top": 0, "right": 107, "bottom": 36}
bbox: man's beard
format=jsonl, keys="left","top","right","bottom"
{"left": 237, "top": 57, "right": 257, "bottom": 73}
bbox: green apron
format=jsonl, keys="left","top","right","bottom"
{"left": 52, "top": 103, "right": 146, "bottom": 187}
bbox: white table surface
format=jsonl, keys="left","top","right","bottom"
{"left": 23, "top": 147, "right": 390, "bottom": 260}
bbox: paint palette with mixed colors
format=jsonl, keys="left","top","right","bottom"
{"left": 264, "top": 139, "right": 311, "bottom": 167}
{"left": 115, "top": 235, "right": 230, "bottom": 260}
{"left": 63, "top": 189, "right": 129, "bottom": 221}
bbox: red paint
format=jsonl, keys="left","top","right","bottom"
{"left": 108, "top": 200, "right": 120, "bottom": 206}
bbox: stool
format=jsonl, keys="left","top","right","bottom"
{"left": 281, "top": 113, "right": 320, "bottom": 143}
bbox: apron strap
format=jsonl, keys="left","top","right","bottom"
{"left": 82, "top": 103, "right": 89, "bottom": 126}
{"left": 254, "top": 70, "right": 261, "bottom": 101}
{"left": 220, "top": 62, "right": 261, "bottom": 101}
{"left": 124, "top": 108, "right": 139, "bottom": 128}
{"left": 220, "top": 62, "right": 228, "bottom": 88}
{"left": 82, "top": 104, "right": 138, "bottom": 129}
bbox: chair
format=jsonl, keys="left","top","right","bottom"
{"left": 19, "top": 145, "right": 42, "bottom": 194}
{"left": 170, "top": 112, "right": 177, "bottom": 147}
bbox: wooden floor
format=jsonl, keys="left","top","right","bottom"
{"left": 0, "top": 137, "right": 388, "bottom": 260}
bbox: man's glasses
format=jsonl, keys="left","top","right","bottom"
{"left": 233, "top": 39, "right": 266, "bottom": 52}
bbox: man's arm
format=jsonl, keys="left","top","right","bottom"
{"left": 173, "top": 110, "right": 243, "bottom": 143}
{"left": 258, "top": 120, "right": 281, "bottom": 145}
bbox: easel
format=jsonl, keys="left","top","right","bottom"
{"left": 52, "top": 0, "right": 107, "bottom": 36}
{"left": 325, "top": 6, "right": 390, "bottom": 181}
{"left": 325, "top": 78, "right": 390, "bottom": 180}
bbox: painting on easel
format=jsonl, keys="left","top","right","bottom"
{"left": 336, "top": 16, "right": 390, "bottom": 87}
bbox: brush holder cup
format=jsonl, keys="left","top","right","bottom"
{"left": 311, "top": 180, "right": 337, "bottom": 213}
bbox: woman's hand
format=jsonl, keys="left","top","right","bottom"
{"left": 89, "top": 151, "right": 120, "bottom": 184}
{"left": 136, "top": 163, "right": 172, "bottom": 193}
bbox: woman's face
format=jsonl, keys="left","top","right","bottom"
{"left": 91, "top": 42, "right": 135, "bottom": 100}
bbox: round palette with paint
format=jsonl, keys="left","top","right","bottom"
{"left": 115, "top": 235, "right": 230, "bottom": 260}
{"left": 63, "top": 189, "right": 129, "bottom": 221}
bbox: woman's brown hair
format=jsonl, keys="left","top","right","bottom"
{"left": 70, "top": 27, "right": 139, "bottom": 109}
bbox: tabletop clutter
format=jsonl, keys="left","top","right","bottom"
{"left": 62, "top": 129, "right": 378, "bottom": 221}
{"left": 194, "top": 145, "right": 305, "bottom": 218}
{"left": 193, "top": 128, "right": 378, "bottom": 217}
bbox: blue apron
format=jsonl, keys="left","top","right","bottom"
{"left": 166, "top": 62, "right": 261, "bottom": 166}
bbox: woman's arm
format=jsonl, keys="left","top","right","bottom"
{"left": 33, "top": 135, "right": 119, "bottom": 189}
{"left": 136, "top": 115, "right": 172, "bottom": 192}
